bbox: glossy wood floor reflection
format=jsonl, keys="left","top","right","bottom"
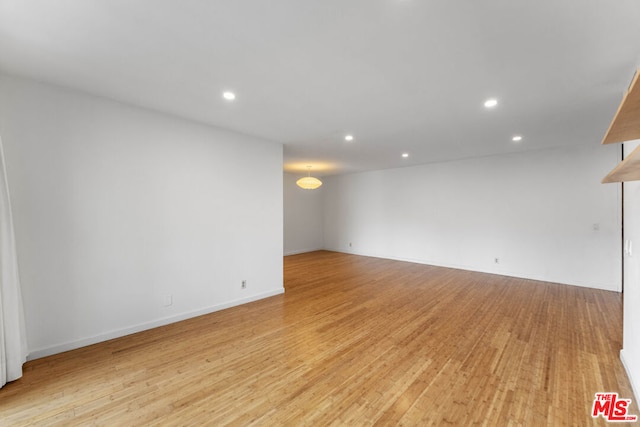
{"left": 1, "top": 251, "right": 636, "bottom": 426}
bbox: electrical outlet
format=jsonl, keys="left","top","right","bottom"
{"left": 494, "top": 258, "right": 499, "bottom": 264}
{"left": 163, "top": 294, "right": 173, "bottom": 307}
{"left": 349, "top": 242, "right": 352, "bottom": 247}
{"left": 241, "top": 280, "right": 246, "bottom": 289}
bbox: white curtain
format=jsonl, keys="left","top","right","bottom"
{"left": 0, "top": 135, "right": 27, "bottom": 388}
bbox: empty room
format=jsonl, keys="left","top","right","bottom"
{"left": 1, "top": 0, "right": 640, "bottom": 425}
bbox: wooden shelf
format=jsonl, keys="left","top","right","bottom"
{"left": 601, "top": 67, "right": 640, "bottom": 183}
{"left": 602, "top": 68, "right": 640, "bottom": 145}
{"left": 602, "top": 144, "right": 640, "bottom": 183}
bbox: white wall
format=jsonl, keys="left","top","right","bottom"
{"left": 622, "top": 140, "right": 640, "bottom": 401}
{"left": 324, "top": 145, "right": 621, "bottom": 291}
{"left": 283, "top": 173, "right": 324, "bottom": 255}
{"left": 0, "top": 74, "right": 284, "bottom": 359}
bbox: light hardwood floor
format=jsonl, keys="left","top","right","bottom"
{"left": 0, "top": 251, "right": 636, "bottom": 425}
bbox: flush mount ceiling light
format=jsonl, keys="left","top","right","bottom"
{"left": 402, "top": 153, "right": 409, "bottom": 158}
{"left": 484, "top": 98, "right": 498, "bottom": 108}
{"left": 222, "top": 91, "right": 236, "bottom": 100}
{"left": 344, "top": 135, "right": 354, "bottom": 142}
{"left": 512, "top": 135, "right": 523, "bottom": 142}
{"left": 296, "top": 166, "right": 322, "bottom": 190}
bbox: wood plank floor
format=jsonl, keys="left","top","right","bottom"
{"left": 0, "top": 251, "right": 636, "bottom": 425}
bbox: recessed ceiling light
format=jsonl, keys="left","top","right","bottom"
{"left": 345, "top": 135, "right": 354, "bottom": 141}
{"left": 484, "top": 98, "right": 498, "bottom": 108}
{"left": 223, "top": 91, "right": 236, "bottom": 101}
{"left": 402, "top": 153, "right": 409, "bottom": 158}
{"left": 512, "top": 135, "right": 523, "bottom": 142}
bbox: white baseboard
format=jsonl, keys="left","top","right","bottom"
{"left": 27, "top": 288, "right": 285, "bottom": 361}
{"left": 322, "top": 248, "right": 619, "bottom": 292}
{"left": 621, "top": 349, "right": 640, "bottom": 403}
{"left": 284, "top": 248, "right": 323, "bottom": 256}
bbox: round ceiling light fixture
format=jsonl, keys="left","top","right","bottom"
{"left": 223, "top": 91, "right": 236, "bottom": 100}
{"left": 484, "top": 98, "right": 498, "bottom": 108}
{"left": 512, "top": 135, "right": 523, "bottom": 142}
{"left": 345, "top": 134, "right": 354, "bottom": 141}
{"left": 296, "top": 166, "right": 322, "bottom": 190}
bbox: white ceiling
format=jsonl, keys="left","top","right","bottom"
{"left": 1, "top": 0, "right": 639, "bottom": 176}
